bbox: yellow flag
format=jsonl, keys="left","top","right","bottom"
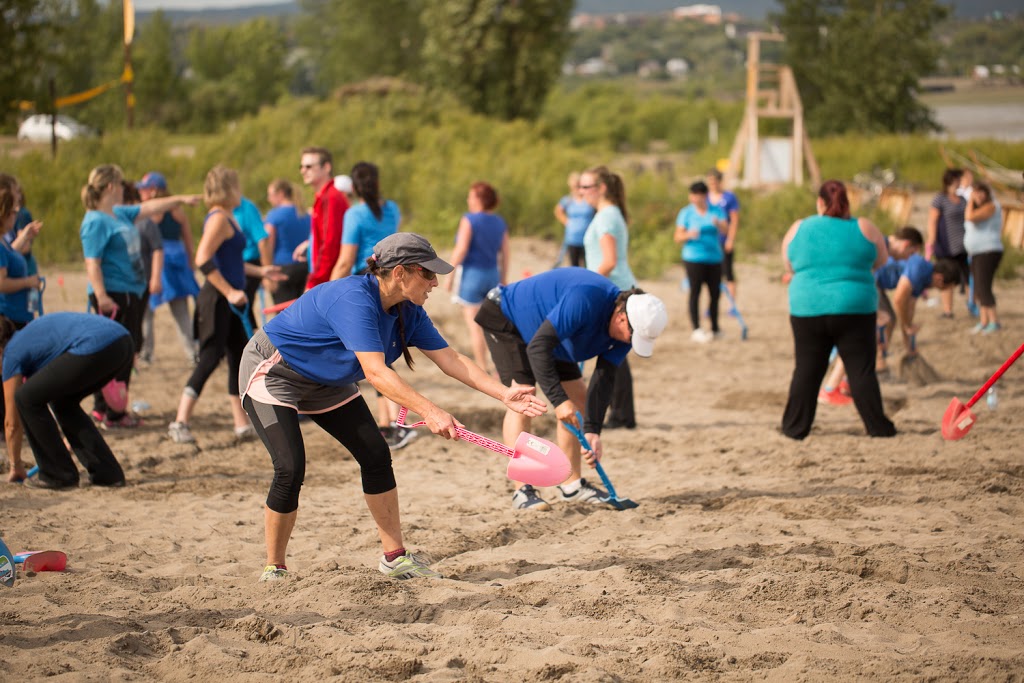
{"left": 123, "top": 0, "right": 135, "bottom": 46}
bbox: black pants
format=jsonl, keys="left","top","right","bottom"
{"left": 970, "top": 251, "right": 1002, "bottom": 307}
{"left": 244, "top": 257, "right": 262, "bottom": 332}
{"left": 607, "top": 357, "right": 635, "bottom": 427}
{"left": 188, "top": 283, "right": 248, "bottom": 397}
{"left": 0, "top": 317, "right": 28, "bottom": 428}
{"left": 684, "top": 260, "right": 722, "bottom": 331}
{"left": 782, "top": 313, "right": 896, "bottom": 440}
{"left": 18, "top": 336, "right": 134, "bottom": 487}
{"left": 274, "top": 262, "right": 308, "bottom": 305}
{"left": 567, "top": 245, "right": 585, "bottom": 268}
{"left": 242, "top": 394, "right": 395, "bottom": 513}
{"left": 88, "top": 291, "right": 143, "bottom": 418}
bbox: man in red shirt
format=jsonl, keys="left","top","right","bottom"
{"left": 300, "top": 147, "right": 349, "bottom": 289}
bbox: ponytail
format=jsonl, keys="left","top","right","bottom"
{"left": 83, "top": 164, "right": 124, "bottom": 210}
{"left": 818, "top": 179, "right": 850, "bottom": 219}
{"left": 586, "top": 165, "right": 628, "bottom": 223}
{"left": 366, "top": 258, "right": 415, "bottom": 370}
{"left": 351, "top": 161, "right": 382, "bottom": 221}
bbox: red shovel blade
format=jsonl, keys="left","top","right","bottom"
{"left": 16, "top": 550, "right": 67, "bottom": 572}
{"left": 507, "top": 432, "right": 571, "bottom": 487}
{"left": 941, "top": 397, "right": 976, "bottom": 441}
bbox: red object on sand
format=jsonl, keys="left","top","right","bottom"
{"left": 941, "top": 341, "right": 1024, "bottom": 440}
{"left": 14, "top": 550, "right": 67, "bottom": 572}
{"left": 263, "top": 299, "right": 296, "bottom": 315}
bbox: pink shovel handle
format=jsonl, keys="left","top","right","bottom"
{"left": 396, "top": 407, "right": 515, "bottom": 458}
{"left": 966, "top": 341, "right": 1024, "bottom": 409}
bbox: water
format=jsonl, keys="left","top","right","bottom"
{"left": 986, "top": 387, "right": 998, "bottom": 410}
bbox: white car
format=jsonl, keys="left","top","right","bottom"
{"left": 17, "top": 114, "right": 94, "bottom": 142}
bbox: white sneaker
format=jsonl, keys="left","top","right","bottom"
{"left": 690, "top": 328, "right": 712, "bottom": 344}
{"left": 234, "top": 424, "right": 257, "bottom": 442}
{"left": 168, "top": 421, "right": 195, "bottom": 444}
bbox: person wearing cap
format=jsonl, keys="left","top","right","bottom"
{"left": 239, "top": 232, "right": 547, "bottom": 583}
{"left": 706, "top": 168, "right": 741, "bottom": 307}
{"left": 299, "top": 146, "right": 349, "bottom": 289}
{"left": 137, "top": 171, "right": 200, "bottom": 364}
{"left": 474, "top": 268, "right": 668, "bottom": 511}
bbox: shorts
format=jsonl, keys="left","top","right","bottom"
{"left": 475, "top": 294, "right": 582, "bottom": 387}
{"left": 240, "top": 329, "right": 361, "bottom": 414}
{"left": 455, "top": 265, "right": 500, "bottom": 306}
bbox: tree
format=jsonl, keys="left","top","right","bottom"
{"left": 0, "top": 0, "right": 63, "bottom": 130}
{"left": 776, "top": 0, "right": 949, "bottom": 135}
{"left": 133, "top": 11, "right": 187, "bottom": 128}
{"left": 420, "top": 0, "right": 575, "bottom": 120}
{"left": 298, "top": 0, "right": 426, "bottom": 93}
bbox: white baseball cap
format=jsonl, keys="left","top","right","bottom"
{"left": 334, "top": 174, "right": 353, "bottom": 194}
{"left": 625, "top": 293, "right": 668, "bottom": 357}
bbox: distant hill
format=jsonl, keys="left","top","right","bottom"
{"left": 138, "top": 2, "right": 297, "bottom": 24}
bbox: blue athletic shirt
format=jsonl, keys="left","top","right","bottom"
{"left": 875, "top": 254, "right": 934, "bottom": 297}
{"left": 499, "top": 268, "right": 630, "bottom": 366}
{"left": 205, "top": 211, "right": 247, "bottom": 290}
{"left": 342, "top": 201, "right": 401, "bottom": 275}
{"left": 559, "top": 196, "right": 596, "bottom": 247}
{"left": 263, "top": 273, "right": 448, "bottom": 386}
{"left": 0, "top": 243, "right": 32, "bottom": 323}
{"left": 709, "top": 191, "right": 740, "bottom": 246}
{"left": 80, "top": 205, "right": 145, "bottom": 295}
{"left": 233, "top": 197, "right": 267, "bottom": 262}
{"left": 462, "top": 212, "right": 507, "bottom": 270}
{"left": 787, "top": 215, "right": 878, "bottom": 317}
{"left": 2, "top": 312, "right": 129, "bottom": 381}
{"left": 266, "top": 205, "right": 311, "bottom": 266}
{"left": 676, "top": 204, "right": 725, "bottom": 264}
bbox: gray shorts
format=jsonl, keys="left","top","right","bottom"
{"left": 239, "top": 329, "right": 361, "bottom": 414}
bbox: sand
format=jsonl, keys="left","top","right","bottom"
{"left": 2, "top": 238, "right": 1023, "bottom": 682}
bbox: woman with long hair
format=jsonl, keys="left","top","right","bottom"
{"left": 964, "top": 181, "right": 1003, "bottom": 334}
{"left": 780, "top": 180, "right": 894, "bottom": 440}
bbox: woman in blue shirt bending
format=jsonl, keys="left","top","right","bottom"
{"left": 780, "top": 180, "right": 894, "bottom": 440}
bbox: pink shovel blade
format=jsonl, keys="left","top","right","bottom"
{"left": 101, "top": 379, "right": 128, "bottom": 414}
{"left": 508, "top": 432, "right": 571, "bottom": 487}
{"left": 18, "top": 551, "right": 67, "bottom": 572}
{"left": 941, "top": 397, "right": 975, "bottom": 441}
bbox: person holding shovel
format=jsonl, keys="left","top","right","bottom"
{"left": 474, "top": 268, "right": 668, "bottom": 511}
{"left": 239, "top": 232, "right": 547, "bottom": 583}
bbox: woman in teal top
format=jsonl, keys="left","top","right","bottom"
{"left": 780, "top": 180, "right": 894, "bottom": 440}
{"left": 580, "top": 165, "right": 637, "bottom": 429}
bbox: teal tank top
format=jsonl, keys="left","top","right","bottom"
{"left": 787, "top": 215, "right": 878, "bottom": 317}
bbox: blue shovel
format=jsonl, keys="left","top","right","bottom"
{"left": 229, "top": 301, "right": 255, "bottom": 339}
{"left": 719, "top": 283, "right": 748, "bottom": 340}
{"left": 562, "top": 412, "right": 638, "bottom": 511}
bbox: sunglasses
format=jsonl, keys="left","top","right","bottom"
{"left": 299, "top": 163, "right": 320, "bottom": 171}
{"left": 411, "top": 265, "right": 437, "bottom": 281}
{"left": 578, "top": 183, "right": 599, "bottom": 190}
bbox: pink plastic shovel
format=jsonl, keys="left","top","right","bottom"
{"left": 396, "top": 407, "right": 570, "bottom": 487}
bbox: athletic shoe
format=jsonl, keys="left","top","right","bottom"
{"left": 234, "top": 424, "right": 257, "bottom": 442}
{"left": 24, "top": 476, "right": 78, "bottom": 490}
{"left": 259, "top": 565, "right": 289, "bottom": 582}
{"left": 168, "top": 421, "right": 196, "bottom": 444}
{"left": 712, "top": 330, "right": 725, "bottom": 340}
{"left": 382, "top": 424, "right": 418, "bottom": 451}
{"left": 690, "top": 328, "right": 712, "bottom": 344}
{"left": 512, "top": 484, "right": 551, "bottom": 511}
{"left": 558, "top": 478, "right": 608, "bottom": 505}
{"left": 838, "top": 379, "right": 852, "bottom": 396}
{"left": 982, "top": 322, "right": 1001, "bottom": 335}
{"left": 818, "top": 388, "right": 853, "bottom": 406}
{"left": 102, "top": 413, "right": 142, "bottom": 429}
{"left": 378, "top": 553, "right": 441, "bottom": 580}
{"left": 969, "top": 322, "right": 985, "bottom": 335}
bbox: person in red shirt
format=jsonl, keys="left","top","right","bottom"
{"left": 299, "top": 147, "right": 348, "bottom": 289}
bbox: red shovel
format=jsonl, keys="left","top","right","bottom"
{"left": 396, "top": 407, "right": 570, "bottom": 487}
{"left": 14, "top": 551, "right": 67, "bottom": 572}
{"left": 263, "top": 298, "right": 296, "bottom": 316}
{"left": 942, "top": 341, "right": 1024, "bottom": 440}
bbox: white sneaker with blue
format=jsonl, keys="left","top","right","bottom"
{"left": 558, "top": 478, "right": 608, "bottom": 505}
{"left": 512, "top": 484, "right": 551, "bottom": 511}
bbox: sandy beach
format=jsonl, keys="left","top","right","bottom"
{"left": 1, "top": 235, "right": 1023, "bottom": 681}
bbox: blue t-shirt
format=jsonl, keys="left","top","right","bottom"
{"left": 709, "top": 191, "right": 740, "bottom": 246}
{"left": 499, "top": 268, "right": 630, "bottom": 366}
{"left": 677, "top": 204, "right": 725, "bottom": 264}
{"left": 583, "top": 205, "right": 635, "bottom": 291}
{"left": 463, "top": 212, "right": 507, "bottom": 270}
{"left": 2, "top": 312, "right": 129, "bottom": 380}
{"left": 875, "top": 254, "right": 934, "bottom": 298}
{"left": 4, "top": 207, "right": 38, "bottom": 275}
{"left": 233, "top": 197, "right": 267, "bottom": 262}
{"left": 342, "top": 201, "right": 401, "bottom": 275}
{"left": 80, "top": 205, "right": 145, "bottom": 295}
{"left": 0, "top": 244, "right": 32, "bottom": 323}
{"left": 263, "top": 274, "right": 448, "bottom": 387}
{"left": 559, "top": 196, "right": 595, "bottom": 247}
{"left": 266, "top": 205, "right": 311, "bottom": 266}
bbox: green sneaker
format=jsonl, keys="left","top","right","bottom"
{"left": 378, "top": 553, "right": 442, "bottom": 580}
{"left": 259, "top": 564, "right": 289, "bottom": 582}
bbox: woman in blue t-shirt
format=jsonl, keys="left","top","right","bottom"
{"left": 167, "top": 166, "right": 282, "bottom": 446}
{"left": 443, "top": 181, "right": 509, "bottom": 374}
{"left": 554, "top": 172, "right": 595, "bottom": 267}
{"left": 0, "top": 175, "right": 40, "bottom": 328}
{"left": 238, "top": 232, "right": 546, "bottom": 583}
{"left": 780, "top": 180, "right": 894, "bottom": 440}
{"left": 80, "top": 164, "right": 198, "bottom": 427}
{"left": 1, "top": 313, "right": 133, "bottom": 488}
{"left": 675, "top": 180, "right": 728, "bottom": 343}
{"left": 264, "top": 178, "right": 310, "bottom": 304}
{"left": 330, "top": 162, "right": 401, "bottom": 281}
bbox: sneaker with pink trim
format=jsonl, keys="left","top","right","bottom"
{"left": 818, "top": 388, "right": 853, "bottom": 406}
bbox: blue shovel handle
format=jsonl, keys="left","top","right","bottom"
{"left": 563, "top": 412, "right": 620, "bottom": 500}
{"left": 229, "top": 301, "right": 254, "bottom": 339}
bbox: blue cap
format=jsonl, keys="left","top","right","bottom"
{"left": 137, "top": 172, "right": 167, "bottom": 190}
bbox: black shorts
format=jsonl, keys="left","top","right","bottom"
{"left": 475, "top": 297, "right": 582, "bottom": 387}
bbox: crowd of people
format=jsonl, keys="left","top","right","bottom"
{"left": 0, "top": 154, "right": 1010, "bottom": 581}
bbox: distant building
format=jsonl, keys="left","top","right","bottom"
{"left": 673, "top": 4, "right": 723, "bottom": 24}
{"left": 666, "top": 58, "right": 690, "bottom": 78}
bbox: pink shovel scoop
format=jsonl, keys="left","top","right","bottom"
{"left": 396, "top": 407, "right": 570, "bottom": 487}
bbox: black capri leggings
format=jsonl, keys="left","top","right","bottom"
{"left": 684, "top": 260, "right": 722, "bottom": 332}
{"left": 970, "top": 251, "right": 1002, "bottom": 308}
{"left": 88, "top": 291, "right": 143, "bottom": 417}
{"left": 187, "top": 283, "right": 248, "bottom": 397}
{"left": 242, "top": 394, "right": 396, "bottom": 513}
